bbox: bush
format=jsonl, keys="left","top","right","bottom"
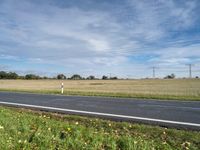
{"left": 102, "top": 75, "right": 108, "bottom": 80}
{"left": 57, "top": 74, "right": 66, "bottom": 80}
{"left": 110, "top": 76, "right": 118, "bottom": 80}
{"left": 87, "top": 75, "right": 95, "bottom": 80}
{"left": 164, "top": 74, "right": 175, "bottom": 79}
{"left": 69, "top": 74, "right": 83, "bottom": 80}
{"left": 25, "top": 74, "right": 40, "bottom": 80}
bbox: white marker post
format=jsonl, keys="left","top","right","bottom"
{"left": 61, "top": 82, "right": 64, "bottom": 94}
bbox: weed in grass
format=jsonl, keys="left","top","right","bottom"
{"left": 0, "top": 106, "right": 199, "bottom": 149}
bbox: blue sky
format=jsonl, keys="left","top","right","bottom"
{"left": 0, "top": 0, "right": 200, "bottom": 78}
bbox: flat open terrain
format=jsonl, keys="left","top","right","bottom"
{"left": 0, "top": 79, "right": 200, "bottom": 100}
{"left": 0, "top": 106, "right": 199, "bottom": 149}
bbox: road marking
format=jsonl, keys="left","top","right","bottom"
{"left": 0, "top": 101, "right": 200, "bottom": 127}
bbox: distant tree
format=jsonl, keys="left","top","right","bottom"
{"left": 57, "top": 74, "right": 66, "bottom": 80}
{"left": 43, "top": 76, "right": 48, "bottom": 79}
{"left": 7, "top": 72, "right": 18, "bottom": 79}
{"left": 164, "top": 73, "right": 175, "bottom": 79}
{"left": 87, "top": 75, "right": 95, "bottom": 80}
{"left": 25, "top": 74, "right": 40, "bottom": 80}
{"left": 0, "top": 71, "right": 53, "bottom": 79}
{"left": 69, "top": 74, "right": 82, "bottom": 80}
{"left": 18, "top": 76, "right": 25, "bottom": 79}
{"left": 171, "top": 73, "right": 175, "bottom": 79}
{"left": 0, "top": 71, "right": 19, "bottom": 79}
{"left": 195, "top": 76, "right": 199, "bottom": 79}
{"left": 110, "top": 76, "right": 118, "bottom": 80}
{"left": 102, "top": 75, "right": 108, "bottom": 80}
{"left": 0, "top": 71, "right": 7, "bottom": 79}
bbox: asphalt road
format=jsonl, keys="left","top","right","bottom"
{"left": 0, "top": 91, "right": 200, "bottom": 130}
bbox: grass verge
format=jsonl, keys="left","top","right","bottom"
{"left": 0, "top": 106, "right": 199, "bottom": 149}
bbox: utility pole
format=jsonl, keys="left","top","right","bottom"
{"left": 186, "top": 64, "right": 193, "bottom": 78}
{"left": 109, "top": 73, "right": 111, "bottom": 79}
{"left": 152, "top": 67, "right": 156, "bottom": 78}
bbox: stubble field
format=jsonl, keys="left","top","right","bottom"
{"left": 0, "top": 79, "right": 200, "bottom": 100}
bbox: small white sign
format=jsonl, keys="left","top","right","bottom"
{"left": 61, "top": 82, "right": 64, "bottom": 94}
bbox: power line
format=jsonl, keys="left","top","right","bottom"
{"left": 153, "top": 67, "right": 155, "bottom": 78}
{"left": 151, "top": 67, "right": 158, "bottom": 78}
{"left": 109, "top": 73, "right": 112, "bottom": 78}
{"left": 186, "top": 64, "right": 194, "bottom": 78}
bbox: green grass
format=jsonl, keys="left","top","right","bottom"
{"left": 0, "top": 106, "right": 199, "bottom": 149}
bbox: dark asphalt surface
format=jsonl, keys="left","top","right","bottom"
{"left": 0, "top": 91, "right": 200, "bottom": 130}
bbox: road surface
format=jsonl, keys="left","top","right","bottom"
{"left": 0, "top": 91, "right": 199, "bottom": 130}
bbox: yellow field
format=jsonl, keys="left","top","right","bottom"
{"left": 0, "top": 79, "right": 200, "bottom": 100}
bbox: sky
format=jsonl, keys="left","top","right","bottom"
{"left": 0, "top": 0, "right": 200, "bottom": 78}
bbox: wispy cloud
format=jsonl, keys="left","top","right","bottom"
{"left": 0, "top": 0, "right": 199, "bottom": 78}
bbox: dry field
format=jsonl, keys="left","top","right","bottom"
{"left": 0, "top": 79, "right": 200, "bottom": 100}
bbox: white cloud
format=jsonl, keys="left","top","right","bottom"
{"left": 0, "top": 54, "right": 19, "bottom": 61}
{"left": 87, "top": 39, "right": 110, "bottom": 52}
{"left": 0, "top": 0, "right": 199, "bottom": 78}
{"left": 0, "top": 65, "right": 9, "bottom": 70}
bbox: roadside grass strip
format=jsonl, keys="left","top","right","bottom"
{"left": 0, "top": 106, "right": 199, "bottom": 149}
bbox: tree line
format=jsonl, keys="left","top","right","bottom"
{"left": 0, "top": 71, "right": 118, "bottom": 80}
{"left": 1, "top": 70, "right": 197, "bottom": 80}
{"left": 0, "top": 71, "right": 45, "bottom": 80}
